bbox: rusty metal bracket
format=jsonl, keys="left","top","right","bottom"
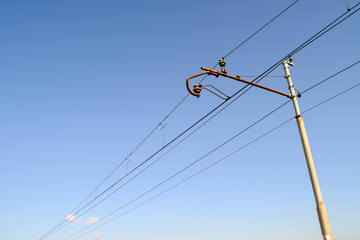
{"left": 186, "top": 66, "right": 291, "bottom": 99}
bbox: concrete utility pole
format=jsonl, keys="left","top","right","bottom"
{"left": 283, "top": 59, "right": 333, "bottom": 240}
{"left": 185, "top": 57, "right": 333, "bottom": 240}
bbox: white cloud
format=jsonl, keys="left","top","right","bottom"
{"left": 66, "top": 215, "right": 99, "bottom": 224}
{"left": 9, "top": 216, "right": 16, "bottom": 220}
{"left": 86, "top": 217, "right": 99, "bottom": 224}
{"left": 65, "top": 214, "right": 84, "bottom": 224}
{"left": 92, "top": 232, "right": 104, "bottom": 240}
{"left": 65, "top": 214, "right": 75, "bottom": 221}
{"left": 74, "top": 218, "right": 83, "bottom": 224}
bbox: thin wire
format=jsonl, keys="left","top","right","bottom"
{"left": 237, "top": 75, "right": 285, "bottom": 78}
{"left": 67, "top": 80, "right": 360, "bottom": 240}
{"left": 224, "top": 0, "right": 299, "bottom": 58}
{"left": 289, "top": 3, "right": 360, "bottom": 57}
{"left": 258, "top": 2, "right": 360, "bottom": 82}
{"left": 39, "top": 4, "right": 360, "bottom": 238}
{"left": 302, "top": 82, "right": 360, "bottom": 115}
{"left": 302, "top": 60, "right": 360, "bottom": 94}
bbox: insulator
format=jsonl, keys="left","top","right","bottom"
{"left": 219, "top": 57, "right": 226, "bottom": 67}
{"left": 194, "top": 84, "right": 201, "bottom": 94}
{"left": 219, "top": 57, "right": 227, "bottom": 74}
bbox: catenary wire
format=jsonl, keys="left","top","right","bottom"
{"left": 39, "top": 4, "right": 360, "bottom": 238}
{"left": 288, "top": 2, "right": 360, "bottom": 58}
{"left": 302, "top": 60, "right": 360, "bottom": 94}
{"left": 224, "top": 0, "right": 299, "bottom": 58}
{"left": 261, "top": 2, "right": 360, "bottom": 77}
{"left": 302, "top": 82, "right": 360, "bottom": 115}
{"left": 67, "top": 77, "right": 360, "bottom": 240}
{"left": 37, "top": 3, "right": 299, "bottom": 239}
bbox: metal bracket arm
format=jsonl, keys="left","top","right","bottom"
{"left": 200, "top": 67, "right": 291, "bottom": 98}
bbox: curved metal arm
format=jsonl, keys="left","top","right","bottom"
{"left": 186, "top": 71, "right": 210, "bottom": 98}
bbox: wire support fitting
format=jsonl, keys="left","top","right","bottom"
{"left": 219, "top": 57, "right": 227, "bottom": 74}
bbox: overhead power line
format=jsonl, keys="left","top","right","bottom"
{"left": 302, "top": 60, "right": 360, "bottom": 94}
{"left": 224, "top": 0, "right": 299, "bottom": 58}
{"left": 66, "top": 71, "right": 360, "bottom": 240}
{"left": 39, "top": 3, "right": 360, "bottom": 238}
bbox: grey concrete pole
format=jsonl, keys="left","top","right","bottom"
{"left": 282, "top": 59, "right": 333, "bottom": 240}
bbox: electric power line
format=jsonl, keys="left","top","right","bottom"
{"left": 224, "top": 0, "right": 299, "bottom": 58}
{"left": 302, "top": 60, "right": 360, "bottom": 94}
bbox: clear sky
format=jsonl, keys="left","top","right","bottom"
{"left": 1, "top": 1, "right": 359, "bottom": 240}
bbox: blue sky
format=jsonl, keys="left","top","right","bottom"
{"left": 1, "top": 1, "right": 360, "bottom": 240}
